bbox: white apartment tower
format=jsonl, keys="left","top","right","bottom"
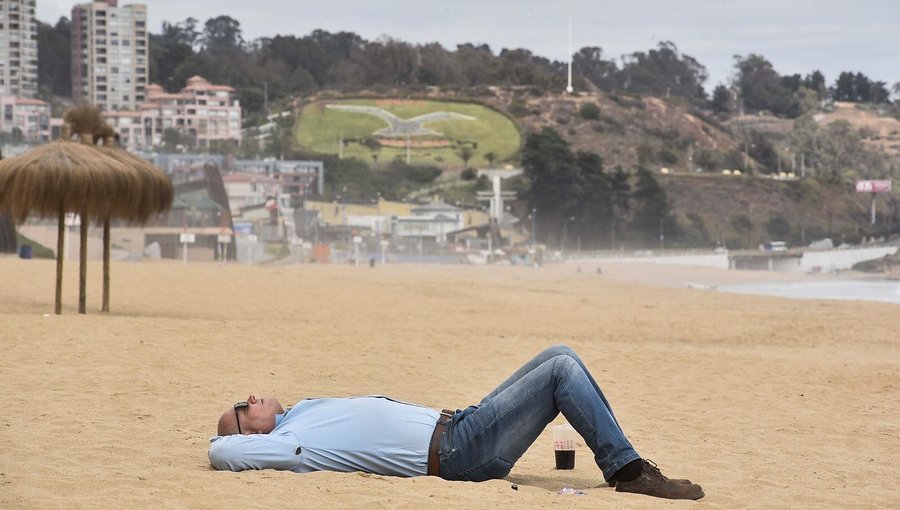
{"left": 71, "top": 0, "right": 148, "bottom": 111}
{"left": 0, "top": 0, "right": 38, "bottom": 97}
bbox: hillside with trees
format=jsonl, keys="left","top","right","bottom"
{"left": 32, "top": 15, "right": 900, "bottom": 250}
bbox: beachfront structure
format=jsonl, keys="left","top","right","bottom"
{"left": 232, "top": 158, "right": 324, "bottom": 197}
{"left": 71, "top": 0, "right": 148, "bottom": 111}
{"left": 392, "top": 201, "right": 464, "bottom": 243}
{"left": 0, "top": 0, "right": 38, "bottom": 98}
{"left": 222, "top": 172, "right": 283, "bottom": 215}
{"left": 103, "top": 76, "right": 242, "bottom": 150}
{"left": 0, "top": 95, "right": 49, "bottom": 142}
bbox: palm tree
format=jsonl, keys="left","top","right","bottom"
{"left": 458, "top": 146, "right": 474, "bottom": 169}
{"left": 484, "top": 151, "right": 497, "bottom": 168}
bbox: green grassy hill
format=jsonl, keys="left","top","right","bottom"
{"left": 296, "top": 98, "right": 521, "bottom": 169}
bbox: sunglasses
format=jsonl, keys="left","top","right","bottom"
{"left": 233, "top": 401, "right": 249, "bottom": 434}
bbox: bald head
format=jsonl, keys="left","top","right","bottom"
{"left": 217, "top": 408, "right": 240, "bottom": 436}
{"left": 216, "top": 396, "right": 285, "bottom": 436}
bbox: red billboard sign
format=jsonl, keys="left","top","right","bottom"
{"left": 855, "top": 180, "right": 892, "bottom": 193}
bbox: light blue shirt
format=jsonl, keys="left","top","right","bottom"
{"left": 209, "top": 396, "right": 440, "bottom": 477}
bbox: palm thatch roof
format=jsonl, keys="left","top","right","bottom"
{"left": 0, "top": 107, "right": 173, "bottom": 225}
{"left": 95, "top": 131, "right": 173, "bottom": 224}
{"left": 64, "top": 103, "right": 108, "bottom": 140}
{"left": 0, "top": 138, "right": 133, "bottom": 223}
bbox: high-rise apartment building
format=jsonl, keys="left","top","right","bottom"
{"left": 71, "top": 0, "right": 148, "bottom": 111}
{"left": 0, "top": 0, "right": 39, "bottom": 98}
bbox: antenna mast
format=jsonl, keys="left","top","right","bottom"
{"left": 566, "top": 1, "right": 574, "bottom": 94}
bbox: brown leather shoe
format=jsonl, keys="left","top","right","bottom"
{"left": 614, "top": 459, "right": 704, "bottom": 500}
{"left": 608, "top": 477, "right": 692, "bottom": 487}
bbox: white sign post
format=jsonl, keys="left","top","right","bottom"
{"left": 292, "top": 237, "right": 304, "bottom": 264}
{"left": 217, "top": 234, "right": 232, "bottom": 265}
{"left": 246, "top": 234, "right": 258, "bottom": 265}
{"left": 353, "top": 235, "right": 362, "bottom": 266}
{"left": 379, "top": 239, "right": 389, "bottom": 265}
{"left": 179, "top": 233, "right": 196, "bottom": 265}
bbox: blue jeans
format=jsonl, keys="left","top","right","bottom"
{"left": 438, "top": 345, "right": 640, "bottom": 482}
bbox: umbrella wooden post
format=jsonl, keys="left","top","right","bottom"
{"left": 102, "top": 219, "right": 110, "bottom": 312}
{"left": 78, "top": 210, "right": 88, "bottom": 314}
{"left": 55, "top": 206, "right": 65, "bottom": 315}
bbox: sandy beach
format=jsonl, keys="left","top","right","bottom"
{"left": 0, "top": 258, "right": 897, "bottom": 509}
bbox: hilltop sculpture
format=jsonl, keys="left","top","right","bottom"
{"left": 325, "top": 104, "right": 474, "bottom": 138}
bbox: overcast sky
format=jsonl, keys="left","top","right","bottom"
{"left": 38, "top": 0, "right": 900, "bottom": 94}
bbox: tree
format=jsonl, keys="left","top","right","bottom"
{"left": 730, "top": 215, "right": 754, "bottom": 248}
{"left": 484, "top": 151, "right": 497, "bottom": 168}
{"left": 37, "top": 18, "right": 71, "bottom": 98}
{"left": 202, "top": 16, "right": 244, "bottom": 52}
{"left": 765, "top": 215, "right": 791, "bottom": 239}
{"left": 711, "top": 84, "right": 734, "bottom": 114}
{"left": 162, "top": 128, "right": 189, "bottom": 152}
{"left": 457, "top": 146, "right": 474, "bottom": 168}
{"left": 522, "top": 128, "right": 583, "bottom": 243}
{"left": 619, "top": 41, "right": 708, "bottom": 102}
{"left": 629, "top": 167, "right": 674, "bottom": 247}
{"left": 804, "top": 70, "right": 828, "bottom": 101}
{"left": 573, "top": 47, "right": 619, "bottom": 91}
{"left": 733, "top": 54, "right": 798, "bottom": 117}
{"left": 608, "top": 167, "right": 631, "bottom": 248}
{"left": 574, "top": 150, "right": 613, "bottom": 248}
{"left": 150, "top": 18, "right": 199, "bottom": 91}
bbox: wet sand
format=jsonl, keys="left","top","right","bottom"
{"left": 1, "top": 258, "right": 897, "bottom": 509}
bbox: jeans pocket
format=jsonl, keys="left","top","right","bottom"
{"left": 458, "top": 454, "right": 514, "bottom": 482}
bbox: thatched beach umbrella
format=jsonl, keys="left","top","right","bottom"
{"left": 0, "top": 103, "right": 173, "bottom": 314}
{"left": 93, "top": 126, "right": 173, "bottom": 311}
{"left": 0, "top": 127, "right": 133, "bottom": 314}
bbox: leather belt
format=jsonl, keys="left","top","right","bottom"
{"left": 427, "top": 409, "right": 454, "bottom": 477}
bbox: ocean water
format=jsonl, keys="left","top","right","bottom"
{"left": 718, "top": 279, "right": 900, "bottom": 305}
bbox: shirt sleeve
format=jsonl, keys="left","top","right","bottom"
{"left": 208, "top": 432, "right": 303, "bottom": 472}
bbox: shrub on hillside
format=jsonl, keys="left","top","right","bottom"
{"left": 765, "top": 214, "right": 791, "bottom": 239}
{"left": 579, "top": 102, "right": 600, "bottom": 120}
{"left": 657, "top": 148, "right": 679, "bottom": 165}
{"left": 693, "top": 149, "right": 721, "bottom": 172}
{"left": 636, "top": 144, "right": 655, "bottom": 166}
{"left": 509, "top": 99, "right": 528, "bottom": 117}
{"left": 460, "top": 168, "right": 477, "bottom": 181}
{"left": 677, "top": 213, "right": 711, "bottom": 246}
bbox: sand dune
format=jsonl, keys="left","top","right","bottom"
{"left": 0, "top": 258, "right": 897, "bottom": 508}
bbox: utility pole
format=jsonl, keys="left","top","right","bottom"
{"left": 565, "top": 0, "right": 574, "bottom": 94}
{"left": 530, "top": 208, "right": 537, "bottom": 248}
{"left": 659, "top": 217, "right": 665, "bottom": 250}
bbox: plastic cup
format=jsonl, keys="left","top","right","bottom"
{"left": 552, "top": 424, "right": 577, "bottom": 469}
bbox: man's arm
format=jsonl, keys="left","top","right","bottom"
{"left": 208, "top": 433, "right": 302, "bottom": 472}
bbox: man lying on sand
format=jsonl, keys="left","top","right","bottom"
{"left": 210, "top": 345, "right": 703, "bottom": 500}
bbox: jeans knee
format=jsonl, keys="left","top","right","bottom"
{"left": 552, "top": 354, "right": 580, "bottom": 379}
{"left": 547, "top": 344, "right": 577, "bottom": 358}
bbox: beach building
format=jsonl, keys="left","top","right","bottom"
{"left": 0, "top": 0, "right": 38, "bottom": 98}
{"left": 222, "top": 172, "right": 283, "bottom": 215}
{"left": 392, "top": 201, "right": 465, "bottom": 244}
{"left": 232, "top": 158, "right": 324, "bottom": 197}
{"left": 0, "top": 95, "right": 50, "bottom": 142}
{"left": 103, "top": 76, "right": 242, "bottom": 150}
{"left": 71, "top": 0, "right": 148, "bottom": 111}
